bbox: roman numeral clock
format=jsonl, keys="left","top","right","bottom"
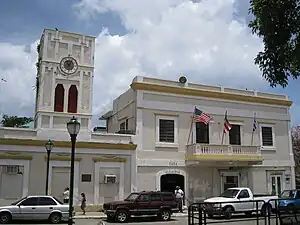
{"left": 59, "top": 56, "right": 78, "bottom": 75}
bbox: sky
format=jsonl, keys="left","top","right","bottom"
{"left": 0, "top": 0, "right": 299, "bottom": 127}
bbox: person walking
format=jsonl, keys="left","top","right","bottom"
{"left": 80, "top": 193, "right": 87, "bottom": 215}
{"left": 63, "top": 187, "right": 69, "bottom": 204}
{"left": 175, "top": 186, "right": 184, "bottom": 213}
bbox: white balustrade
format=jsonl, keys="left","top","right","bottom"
{"left": 187, "top": 144, "right": 261, "bottom": 157}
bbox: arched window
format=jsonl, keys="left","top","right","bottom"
{"left": 68, "top": 85, "right": 78, "bottom": 113}
{"left": 54, "top": 84, "right": 64, "bottom": 112}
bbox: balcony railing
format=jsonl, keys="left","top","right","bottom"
{"left": 186, "top": 144, "right": 262, "bottom": 162}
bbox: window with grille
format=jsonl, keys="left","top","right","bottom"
{"left": 229, "top": 125, "right": 241, "bottom": 145}
{"left": 196, "top": 122, "right": 209, "bottom": 144}
{"left": 5, "top": 165, "right": 19, "bottom": 174}
{"left": 159, "top": 119, "right": 175, "bottom": 143}
{"left": 262, "top": 126, "right": 273, "bottom": 146}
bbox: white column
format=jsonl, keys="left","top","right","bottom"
{"left": 288, "top": 120, "right": 296, "bottom": 188}
{"left": 63, "top": 84, "right": 70, "bottom": 112}
{"left": 133, "top": 89, "right": 143, "bottom": 192}
{"left": 78, "top": 71, "right": 83, "bottom": 113}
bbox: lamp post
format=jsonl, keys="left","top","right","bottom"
{"left": 45, "top": 139, "right": 54, "bottom": 195}
{"left": 67, "top": 116, "right": 80, "bottom": 225}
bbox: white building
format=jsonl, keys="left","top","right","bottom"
{"left": 0, "top": 29, "right": 137, "bottom": 208}
{"left": 0, "top": 28, "right": 295, "bottom": 208}
{"left": 103, "top": 76, "right": 295, "bottom": 203}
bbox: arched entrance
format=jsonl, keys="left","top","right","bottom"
{"left": 156, "top": 169, "right": 188, "bottom": 205}
{"left": 160, "top": 174, "right": 185, "bottom": 193}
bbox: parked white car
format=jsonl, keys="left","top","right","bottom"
{"left": 0, "top": 195, "right": 70, "bottom": 224}
{"left": 204, "top": 187, "right": 279, "bottom": 219}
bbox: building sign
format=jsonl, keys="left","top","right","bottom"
{"left": 137, "top": 159, "right": 184, "bottom": 167}
{"left": 168, "top": 161, "right": 178, "bottom": 166}
{"left": 164, "top": 169, "right": 182, "bottom": 174}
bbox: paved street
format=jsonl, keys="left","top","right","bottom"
{"left": 9, "top": 216, "right": 282, "bottom": 225}
{"left": 10, "top": 214, "right": 291, "bottom": 225}
{"left": 12, "top": 219, "right": 104, "bottom": 225}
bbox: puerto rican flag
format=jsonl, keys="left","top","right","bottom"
{"left": 223, "top": 111, "right": 232, "bottom": 133}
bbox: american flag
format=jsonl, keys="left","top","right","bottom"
{"left": 252, "top": 113, "right": 257, "bottom": 132}
{"left": 193, "top": 107, "right": 212, "bottom": 124}
{"left": 223, "top": 111, "right": 232, "bottom": 133}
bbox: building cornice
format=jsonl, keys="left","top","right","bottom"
{"left": 0, "top": 138, "right": 137, "bottom": 150}
{"left": 131, "top": 82, "right": 292, "bottom": 107}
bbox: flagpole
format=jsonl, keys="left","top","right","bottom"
{"left": 221, "top": 111, "right": 227, "bottom": 145}
{"left": 187, "top": 107, "right": 195, "bottom": 145}
{"left": 251, "top": 112, "right": 256, "bottom": 146}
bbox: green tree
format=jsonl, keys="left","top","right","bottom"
{"left": 1, "top": 114, "right": 33, "bottom": 128}
{"left": 249, "top": 0, "right": 300, "bottom": 87}
{"left": 292, "top": 125, "right": 300, "bottom": 188}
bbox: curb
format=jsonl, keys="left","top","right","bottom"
{"left": 74, "top": 216, "right": 106, "bottom": 219}
{"left": 74, "top": 214, "right": 188, "bottom": 219}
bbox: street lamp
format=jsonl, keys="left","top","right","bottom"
{"left": 45, "top": 139, "right": 54, "bottom": 195}
{"left": 67, "top": 116, "right": 80, "bottom": 225}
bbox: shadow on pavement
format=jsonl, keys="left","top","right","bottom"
{"left": 104, "top": 217, "right": 178, "bottom": 223}
{"left": 10, "top": 220, "right": 67, "bottom": 224}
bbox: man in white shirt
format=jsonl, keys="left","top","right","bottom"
{"left": 175, "top": 186, "right": 184, "bottom": 213}
{"left": 63, "top": 187, "right": 69, "bottom": 204}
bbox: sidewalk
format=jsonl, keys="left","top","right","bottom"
{"left": 74, "top": 211, "right": 188, "bottom": 219}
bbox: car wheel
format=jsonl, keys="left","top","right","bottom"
{"left": 223, "top": 206, "right": 234, "bottom": 220}
{"left": 160, "top": 209, "right": 171, "bottom": 221}
{"left": 115, "top": 210, "right": 128, "bottom": 223}
{"left": 49, "top": 212, "right": 62, "bottom": 224}
{"left": 0, "top": 212, "right": 11, "bottom": 224}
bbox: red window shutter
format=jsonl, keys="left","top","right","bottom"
{"left": 68, "top": 85, "right": 78, "bottom": 113}
{"left": 54, "top": 84, "right": 64, "bottom": 112}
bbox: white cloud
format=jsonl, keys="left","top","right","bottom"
{"left": 0, "top": 0, "right": 269, "bottom": 125}
{"left": 78, "top": 0, "right": 265, "bottom": 116}
{"left": 0, "top": 42, "right": 37, "bottom": 118}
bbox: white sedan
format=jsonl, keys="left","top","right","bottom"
{"left": 0, "top": 195, "right": 70, "bottom": 224}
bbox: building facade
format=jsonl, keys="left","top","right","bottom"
{"left": 0, "top": 29, "right": 137, "bottom": 206}
{"left": 104, "top": 76, "right": 295, "bottom": 203}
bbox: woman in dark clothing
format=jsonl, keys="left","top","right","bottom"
{"left": 80, "top": 193, "right": 86, "bottom": 215}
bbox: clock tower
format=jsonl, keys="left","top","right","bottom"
{"left": 34, "top": 29, "right": 95, "bottom": 136}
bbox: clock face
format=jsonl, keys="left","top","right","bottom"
{"left": 59, "top": 57, "right": 78, "bottom": 75}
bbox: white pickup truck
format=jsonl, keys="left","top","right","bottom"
{"left": 203, "top": 187, "right": 278, "bottom": 219}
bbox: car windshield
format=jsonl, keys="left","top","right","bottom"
{"left": 11, "top": 197, "right": 27, "bottom": 205}
{"left": 220, "top": 189, "right": 240, "bottom": 198}
{"left": 280, "top": 190, "right": 296, "bottom": 199}
{"left": 125, "top": 193, "right": 139, "bottom": 201}
{"left": 53, "top": 196, "right": 64, "bottom": 204}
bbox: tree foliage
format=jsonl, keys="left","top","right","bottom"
{"left": 249, "top": 0, "right": 300, "bottom": 87}
{"left": 1, "top": 114, "right": 33, "bottom": 128}
{"left": 292, "top": 126, "right": 300, "bottom": 187}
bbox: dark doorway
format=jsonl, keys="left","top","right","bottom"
{"left": 160, "top": 174, "right": 185, "bottom": 205}
{"left": 160, "top": 174, "right": 184, "bottom": 193}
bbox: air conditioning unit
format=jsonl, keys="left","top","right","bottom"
{"left": 5, "top": 166, "right": 19, "bottom": 175}
{"left": 104, "top": 175, "right": 117, "bottom": 184}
